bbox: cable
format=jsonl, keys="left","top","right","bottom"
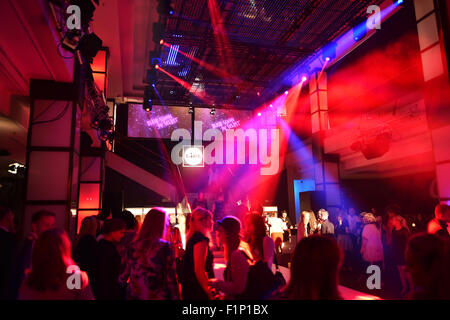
{"left": 32, "top": 100, "right": 57, "bottom": 122}
{"left": 32, "top": 101, "right": 71, "bottom": 125}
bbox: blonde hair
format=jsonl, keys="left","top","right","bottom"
{"left": 134, "top": 208, "right": 167, "bottom": 257}
{"left": 300, "top": 211, "right": 310, "bottom": 225}
{"left": 318, "top": 209, "right": 329, "bottom": 220}
{"left": 187, "top": 207, "right": 213, "bottom": 241}
{"left": 362, "top": 212, "right": 376, "bottom": 224}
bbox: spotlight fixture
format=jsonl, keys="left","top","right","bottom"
{"left": 146, "top": 69, "right": 158, "bottom": 85}
{"left": 188, "top": 106, "right": 194, "bottom": 114}
{"left": 157, "top": 0, "right": 174, "bottom": 16}
{"left": 321, "top": 42, "right": 337, "bottom": 62}
{"left": 269, "top": 104, "right": 273, "bottom": 108}
{"left": 153, "top": 22, "right": 165, "bottom": 45}
{"left": 257, "top": 112, "right": 262, "bottom": 117}
{"left": 143, "top": 86, "right": 153, "bottom": 112}
{"left": 210, "top": 108, "right": 216, "bottom": 115}
{"left": 393, "top": 0, "right": 404, "bottom": 6}
{"left": 353, "top": 17, "right": 367, "bottom": 42}
{"left": 284, "top": 91, "right": 289, "bottom": 95}
{"left": 150, "top": 53, "right": 162, "bottom": 68}
{"left": 302, "top": 76, "right": 308, "bottom": 82}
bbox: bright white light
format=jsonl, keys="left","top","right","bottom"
{"left": 284, "top": 91, "right": 288, "bottom": 95}
{"left": 302, "top": 76, "right": 307, "bottom": 82}
{"left": 257, "top": 112, "right": 262, "bottom": 116}
{"left": 182, "top": 146, "right": 204, "bottom": 167}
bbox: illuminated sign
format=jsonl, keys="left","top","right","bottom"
{"left": 146, "top": 114, "right": 178, "bottom": 129}
{"left": 211, "top": 117, "right": 241, "bottom": 131}
{"left": 182, "top": 145, "right": 204, "bottom": 167}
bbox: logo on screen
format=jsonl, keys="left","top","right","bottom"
{"left": 182, "top": 146, "right": 204, "bottom": 168}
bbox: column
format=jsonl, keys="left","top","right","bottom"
{"left": 24, "top": 79, "right": 81, "bottom": 238}
{"left": 309, "top": 71, "right": 343, "bottom": 213}
{"left": 414, "top": 0, "right": 450, "bottom": 204}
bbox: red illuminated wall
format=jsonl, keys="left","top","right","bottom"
{"left": 327, "top": 5, "right": 423, "bottom": 128}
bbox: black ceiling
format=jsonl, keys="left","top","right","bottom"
{"left": 153, "top": 0, "right": 385, "bottom": 109}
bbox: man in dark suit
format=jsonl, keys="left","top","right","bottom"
{"left": 0, "top": 206, "right": 15, "bottom": 299}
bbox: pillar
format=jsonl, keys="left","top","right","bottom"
{"left": 309, "top": 71, "right": 343, "bottom": 214}
{"left": 414, "top": 0, "right": 450, "bottom": 204}
{"left": 24, "top": 79, "right": 81, "bottom": 238}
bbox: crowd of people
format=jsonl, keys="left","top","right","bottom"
{"left": 0, "top": 201, "right": 449, "bottom": 300}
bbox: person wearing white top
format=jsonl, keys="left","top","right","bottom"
{"left": 268, "top": 212, "right": 287, "bottom": 254}
{"left": 361, "top": 213, "right": 384, "bottom": 267}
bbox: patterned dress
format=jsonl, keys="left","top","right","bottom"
{"left": 119, "top": 239, "right": 179, "bottom": 300}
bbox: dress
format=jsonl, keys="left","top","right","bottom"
{"left": 180, "top": 232, "right": 214, "bottom": 300}
{"left": 336, "top": 221, "right": 353, "bottom": 252}
{"left": 361, "top": 223, "right": 384, "bottom": 263}
{"left": 119, "top": 239, "right": 179, "bottom": 300}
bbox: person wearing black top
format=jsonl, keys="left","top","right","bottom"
{"left": 181, "top": 208, "right": 214, "bottom": 300}
{"left": 391, "top": 215, "right": 410, "bottom": 296}
{"left": 73, "top": 216, "right": 100, "bottom": 280}
{"left": 91, "top": 218, "right": 126, "bottom": 300}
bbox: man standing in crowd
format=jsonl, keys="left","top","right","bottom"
{"left": 428, "top": 204, "right": 450, "bottom": 239}
{"left": 318, "top": 209, "right": 335, "bottom": 236}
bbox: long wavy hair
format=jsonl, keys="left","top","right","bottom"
{"left": 134, "top": 208, "right": 167, "bottom": 257}
{"left": 74, "top": 216, "right": 99, "bottom": 249}
{"left": 244, "top": 213, "right": 267, "bottom": 261}
{"left": 287, "top": 235, "right": 342, "bottom": 300}
{"left": 26, "top": 228, "right": 74, "bottom": 292}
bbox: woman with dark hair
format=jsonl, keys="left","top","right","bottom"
{"left": 286, "top": 235, "right": 342, "bottom": 300}
{"left": 119, "top": 208, "right": 179, "bottom": 300}
{"left": 241, "top": 213, "right": 274, "bottom": 270}
{"left": 73, "top": 216, "right": 99, "bottom": 279}
{"left": 18, "top": 229, "right": 94, "bottom": 300}
{"left": 406, "top": 233, "right": 450, "bottom": 300}
{"left": 180, "top": 207, "right": 214, "bottom": 300}
{"left": 209, "top": 216, "right": 249, "bottom": 299}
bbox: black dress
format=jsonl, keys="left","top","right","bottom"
{"left": 181, "top": 232, "right": 214, "bottom": 300}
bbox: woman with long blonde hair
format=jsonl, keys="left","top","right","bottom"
{"left": 297, "top": 211, "right": 310, "bottom": 242}
{"left": 180, "top": 207, "right": 215, "bottom": 300}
